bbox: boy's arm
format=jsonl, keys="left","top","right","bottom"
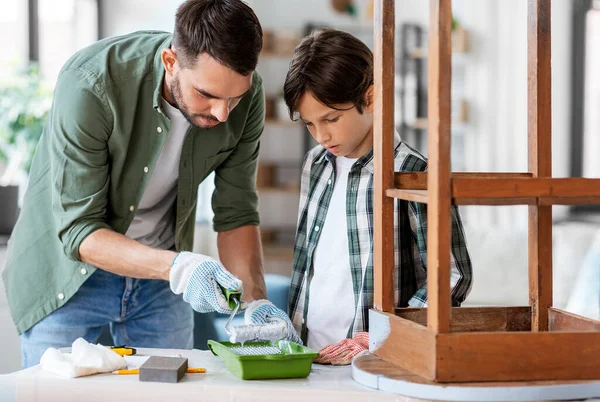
{"left": 407, "top": 202, "right": 473, "bottom": 307}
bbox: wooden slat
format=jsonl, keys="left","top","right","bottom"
{"left": 539, "top": 196, "right": 600, "bottom": 206}
{"left": 549, "top": 308, "right": 600, "bottom": 332}
{"left": 528, "top": 0, "right": 553, "bottom": 332}
{"left": 390, "top": 177, "right": 600, "bottom": 205}
{"left": 452, "top": 178, "right": 600, "bottom": 199}
{"left": 426, "top": 0, "right": 452, "bottom": 334}
{"left": 394, "top": 307, "right": 531, "bottom": 332}
{"left": 370, "top": 310, "right": 436, "bottom": 380}
{"left": 436, "top": 331, "right": 600, "bottom": 382}
{"left": 395, "top": 172, "right": 429, "bottom": 190}
{"left": 394, "top": 172, "right": 534, "bottom": 190}
{"left": 454, "top": 197, "right": 538, "bottom": 206}
{"left": 386, "top": 189, "right": 428, "bottom": 203}
{"left": 354, "top": 353, "right": 600, "bottom": 389}
{"left": 372, "top": 0, "right": 395, "bottom": 313}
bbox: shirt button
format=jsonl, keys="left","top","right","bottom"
{"left": 80, "top": 268, "right": 88, "bottom": 275}
{"left": 129, "top": 205, "right": 135, "bottom": 212}
{"left": 314, "top": 226, "right": 320, "bottom": 232}
{"left": 57, "top": 293, "right": 65, "bottom": 300}
{"left": 143, "top": 166, "right": 149, "bottom": 173}
{"left": 327, "top": 179, "right": 332, "bottom": 185}
{"left": 157, "top": 126, "right": 163, "bottom": 133}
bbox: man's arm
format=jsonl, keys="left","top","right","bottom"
{"left": 211, "top": 73, "right": 266, "bottom": 302}
{"left": 217, "top": 225, "right": 266, "bottom": 301}
{"left": 49, "top": 69, "right": 176, "bottom": 280}
{"left": 79, "top": 229, "right": 175, "bottom": 280}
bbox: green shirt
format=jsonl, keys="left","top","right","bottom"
{"left": 2, "top": 31, "right": 265, "bottom": 334}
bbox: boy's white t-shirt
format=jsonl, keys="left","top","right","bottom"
{"left": 306, "top": 156, "right": 359, "bottom": 350}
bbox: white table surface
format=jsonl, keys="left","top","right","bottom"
{"left": 0, "top": 348, "right": 408, "bottom": 402}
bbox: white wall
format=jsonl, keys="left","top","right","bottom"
{"left": 101, "top": 0, "right": 372, "bottom": 37}
{"left": 249, "top": 0, "right": 371, "bottom": 30}
{"left": 101, "top": 0, "right": 574, "bottom": 231}
{"left": 101, "top": 0, "right": 181, "bottom": 36}
{"left": 461, "top": 0, "right": 572, "bottom": 229}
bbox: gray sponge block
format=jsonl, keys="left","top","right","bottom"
{"left": 139, "top": 356, "right": 188, "bottom": 383}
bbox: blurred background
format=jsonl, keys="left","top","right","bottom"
{"left": 0, "top": 0, "right": 599, "bottom": 373}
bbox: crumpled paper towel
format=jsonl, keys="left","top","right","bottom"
{"left": 40, "top": 337, "right": 127, "bottom": 378}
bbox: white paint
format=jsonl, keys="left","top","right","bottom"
{"left": 229, "top": 322, "right": 287, "bottom": 344}
{"left": 352, "top": 355, "right": 600, "bottom": 402}
{"left": 368, "top": 310, "right": 391, "bottom": 353}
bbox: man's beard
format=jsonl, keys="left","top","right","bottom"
{"left": 170, "top": 77, "right": 220, "bottom": 129}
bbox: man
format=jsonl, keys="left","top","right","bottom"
{"left": 3, "top": 0, "right": 296, "bottom": 368}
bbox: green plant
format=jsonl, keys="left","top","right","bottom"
{"left": 452, "top": 15, "right": 460, "bottom": 31}
{"left": 0, "top": 64, "right": 53, "bottom": 176}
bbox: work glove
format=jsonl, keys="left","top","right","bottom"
{"left": 314, "top": 332, "right": 369, "bottom": 365}
{"left": 244, "top": 299, "right": 303, "bottom": 345}
{"left": 169, "top": 251, "right": 243, "bottom": 314}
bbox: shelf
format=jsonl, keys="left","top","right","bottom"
{"left": 407, "top": 100, "right": 469, "bottom": 130}
{"left": 257, "top": 186, "right": 301, "bottom": 195}
{"left": 260, "top": 51, "right": 295, "bottom": 59}
{"left": 258, "top": 160, "right": 303, "bottom": 168}
{"left": 407, "top": 120, "right": 468, "bottom": 131}
{"left": 407, "top": 48, "right": 469, "bottom": 60}
{"left": 264, "top": 118, "right": 301, "bottom": 127}
{"left": 408, "top": 118, "right": 428, "bottom": 130}
{"left": 406, "top": 28, "right": 470, "bottom": 60}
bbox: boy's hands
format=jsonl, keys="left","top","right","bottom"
{"left": 314, "top": 332, "right": 369, "bottom": 365}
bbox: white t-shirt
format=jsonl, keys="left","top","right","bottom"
{"left": 306, "top": 156, "right": 359, "bottom": 350}
{"left": 125, "top": 98, "right": 190, "bottom": 250}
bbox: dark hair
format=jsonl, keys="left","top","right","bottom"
{"left": 283, "top": 29, "right": 374, "bottom": 120}
{"left": 173, "top": 0, "right": 263, "bottom": 76}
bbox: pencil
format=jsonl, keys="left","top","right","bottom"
{"left": 113, "top": 367, "right": 206, "bottom": 375}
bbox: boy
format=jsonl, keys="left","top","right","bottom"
{"left": 282, "top": 29, "right": 473, "bottom": 364}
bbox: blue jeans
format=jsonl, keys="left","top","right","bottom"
{"left": 20, "top": 269, "right": 194, "bottom": 368}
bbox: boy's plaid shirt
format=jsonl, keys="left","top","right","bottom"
{"left": 288, "top": 132, "right": 473, "bottom": 343}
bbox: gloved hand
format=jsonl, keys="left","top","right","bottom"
{"left": 314, "top": 332, "right": 369, "bottom": 365}
{"left": 244, "top": 299, "right": 303, "bottom": 345}
{"left": 169, "top": 251, "right": 243, "bottom": 314}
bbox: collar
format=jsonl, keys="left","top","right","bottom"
{"left": 152, "top": 35, "right": 173, "bottom": 110}
{"left": 312, "top": 130, "right": 402, "bottom": 174}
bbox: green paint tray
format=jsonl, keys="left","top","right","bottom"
{"left": 207, "top": 339, "right": 318, "bottom": 380}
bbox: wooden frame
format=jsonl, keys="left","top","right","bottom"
{"left": 370, "top": 0, "right": 600, "bottom": 383}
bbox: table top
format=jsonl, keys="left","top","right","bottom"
{"left": 0, "top": 348, "right": 407, "bottom": 402}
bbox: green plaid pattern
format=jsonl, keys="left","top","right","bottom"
{"left": 288, "top": 132, "right": 473, "bottom": 342}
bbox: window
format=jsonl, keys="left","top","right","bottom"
{"left": 571, "top": 0, "right": 600, "bottom": 214}
{"left": 37, "top": 0, "right": 99, "bottom": 82}
{"left": 0, "top": 2, "right": 29, "bottom": 76}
